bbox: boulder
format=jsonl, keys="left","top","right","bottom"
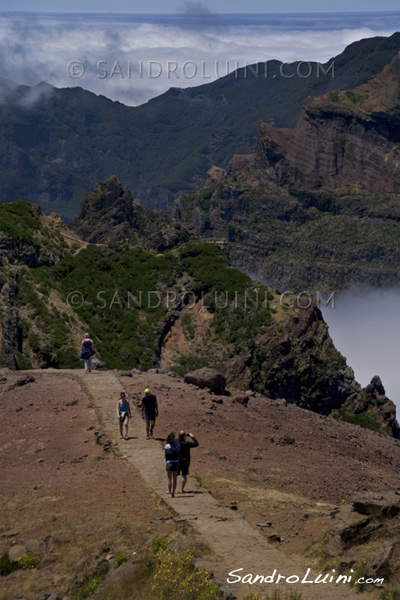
{"left": 234, "top": 395, "right": 249, "bottom": 405}
{"left": 353, "top": 491, "right": 400, "bottom": 518}
{"left": 367, "top": 543, "right": 396, "bottom": 579}
{"left": 92, "top": 358, "right": 107, "bottom": 371}
{"left": 184, "top": 368, "right": 226, "bottom": 394}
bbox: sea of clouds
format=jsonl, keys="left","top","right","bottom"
{"left": 321, "top": 288, "right": 400, "bottom": 414}
{"left": 0, "top": 9, "right": 399, "bottom": 105}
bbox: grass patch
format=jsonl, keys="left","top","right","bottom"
{"left": 191, "top": 474, "right": 203, "bottom": 486}
{"left": 150, "top": 538, "right": 169, "bottom": 553}
{"left": 0, "top": 551, "right": 42, "bottom": 576}
{"left": 95, "top": 542, "right": 220, "bottom": 600}
{"left": 345, "top": 90, "right": 369, "bottom": 106}
{"left": 114, "top": 554, "right": 128, "bottom": 568}
{"left": 72, "top": 563, "right": 110, "bottom": 599}
{"left": 332, "top": 406, "right": 389, "bottom": 435}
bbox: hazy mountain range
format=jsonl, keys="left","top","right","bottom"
{"left": 1, "top": 32, "right": 400, "bottom": 219}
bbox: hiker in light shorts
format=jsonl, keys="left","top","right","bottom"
{"left": 117, "top": 392, "right": 131, "bottom": 440}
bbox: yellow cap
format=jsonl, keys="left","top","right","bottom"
{"left": 145, "top": 388, "right": 150, "bottom": 394}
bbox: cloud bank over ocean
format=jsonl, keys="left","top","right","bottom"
{"left": 0, "top": 11, "right": 399, "bottom": 105}
{"left": 321, "top": 287, "right": 400, "bottom": 413}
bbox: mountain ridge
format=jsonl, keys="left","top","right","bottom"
{"left": 256, "top": 51, "right": 400, "bottom": 192}
{"left": 1, "top": 33, "right": 400, "bottom": 218}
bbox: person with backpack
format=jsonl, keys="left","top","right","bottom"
{"left": 164, "top": 432, "right": 180, "bottom": 498}
{"left": 80, "top": 333, "right": 96, "bottom": 373}
{"left": 178, "top": 431, "right": 199, "bottom": 493}
{"left": 116, "top": 391, "right": 131, "bottom": 440}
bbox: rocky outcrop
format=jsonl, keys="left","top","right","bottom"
{"left": 256, "top": 52, "right": 400, "bottom": 193}
{"left": 184, "top": 368, "right": 226, "bottom": 394}
{"left": 141, "top": 224, "right": 194, "bottom": 253}
{"left": 0, "top": 232, "right": 58, "bottom": 268}
{"left": 255, "top": 302, "right": 398, "bottom": 436}
{"left": 71, "top": 176, "right": 145, "bottom": 244}
{"left": 345, "top": 375, "right": 400, "bottom": 438}
{"left": 322, "top": 492, "right": 400, "bottom": 583}
{"left": 72, "top": 176, "right": 195, "bottom": 250}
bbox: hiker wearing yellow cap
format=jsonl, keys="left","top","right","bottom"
{"left": 141, "top": 388, "right": 158, "bottom": 439}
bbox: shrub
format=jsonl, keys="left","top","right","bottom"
{"left": 72, "top": 563, "right": 110, "bottom": 599}
{"left": 0, "top": 553, "right": 19, "bottom": 576}
{"left": 345, "top": 90, "right": 368, "bottom": 106}
{"left": 150, "top": 538, "right": 169, "bottom": 554}
{"left": 152, "top": 547, "right": 220, "bottom": 600}
{"left": 114, "top": 554, "right": 128, "bottom": 568}
{"left": 327, "top": 90, "right": 340, "bottom": 103}
{"left": 17, "top": 551, "right": 42, "bottom": 569}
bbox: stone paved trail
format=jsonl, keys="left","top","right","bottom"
{"left": 40, "top": 370, "right": 358, "bottom": 599}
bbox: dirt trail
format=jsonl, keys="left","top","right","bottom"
{"left": 29, "top": 369, "right": 359, "bottom": 600}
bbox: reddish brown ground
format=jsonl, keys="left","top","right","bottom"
{"left": 0, "top": 371, "right": 174, "bottom": 600}
{"left": 2, "top": 367, "right": 400, "bottom": 599}
{"left": 121, "top": 371, "right": 400, "bottom": 560}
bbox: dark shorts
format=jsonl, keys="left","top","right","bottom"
{"left": 178, "top": 461, "right": 190, "bottom": 477}
{"left": 119, "top": 415, "right": 129, "bottom": 422}
{"left": 144, "top": 410, "right": 156, "bottom": 422}
{"left": 166, "top": 460, "right": 179, "bottom": 472}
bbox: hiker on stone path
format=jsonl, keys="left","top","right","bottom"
{"left": 141, "top": 388, "right": 158, "bottom": 439}
{"left": 116, "top": 391, "right": 131, "bottom": 440}
{"left": 164, "top": 432, "right": 180, "bottom": 498}
{"left": 80, "top": 333, "right": 96, "bottom": 374}
{"left": 178, "top": 431, "right": 199, "bottom": 493}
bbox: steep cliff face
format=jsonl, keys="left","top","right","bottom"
{"left": 256, "top": 52, "right": 400, "bottom": 192}
{"left": 174, "top": 159, "right": 400, "bottom": 292}
{"left": 160, "top": 281, "right": 399, "bottom": 437}
{"left": 173, "top": 55, "right": 400, "bottom": 292}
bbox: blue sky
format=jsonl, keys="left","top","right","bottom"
{"left": 2, "top": 0, "right": 400, "bottom": 12}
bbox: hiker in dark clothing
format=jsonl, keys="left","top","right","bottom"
{"left": 164, "top": 432, "right": 180, "bottom": 498}
{"left": 141, "top": 388, "right": 158, "bottom": 439}
{"left": 80, "top": 332, "right": 96, "bottom": 373}
{"left": 178, "top": 431, "right": 199, "bottom": 493}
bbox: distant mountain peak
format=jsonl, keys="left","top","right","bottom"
{"left": 306, "top": 50, "right": 400, "bottom": 119}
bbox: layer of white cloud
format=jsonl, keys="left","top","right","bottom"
{"left": 0, "top": 13, "right": 397, "bottom": 106}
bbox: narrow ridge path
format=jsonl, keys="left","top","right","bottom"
{"left": 38, "top": 370, "right": 357, "bottom": 599}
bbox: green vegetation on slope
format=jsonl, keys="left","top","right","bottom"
{"left": 0, "top": 200, "right": 42, "bottom": 246}
{"left": 12, "top": 233, "right": 274, "bottom": 371}
{"left": 177, "top": 167, "right": 400, "bottom": 291}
